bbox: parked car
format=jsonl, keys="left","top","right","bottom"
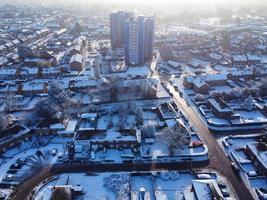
{"left": 195, "top": 173, "right": 211, "bottom": 179}
{"left": 221, "top": 187, "right": 230, "bottom": 197}
{"left": 222, "top": 140, "right": 229, "bottom": 148}
{"left": 4, "top": 174, "right": 15, "bottom": 181}
{"left": 58, "top": 152, "right": 63, "bottom": 160}
{"left": 90, "top": 151, "right": 96, "bottom": 160}
{"left": 36, "top": 150, "right": 44, "bottom": 157}
{"left": 231, "top": 162, "right": 242, "bottom": 181}
{"left": 139, "top": 188, "right": 146, "bottom": 200}
{"left": 228, "top": 139, "right": 234, "bottom": 145}
{"left": 255, "top": 188, "right": 267, "bottom": 200}
{"left": 51, "top": 148, "right": 57, "bottom": 156}
{"left": 231, "top": 162, "right": 240, "bottom": 174}
{"left": 189, "top": 141, "right": 203, "bottom": 148}
{"left": 16, "top": 158, "right": 26, "bottom": 164}
{"left": 10, "top": 163, "right": 22, "bottom": 170}
{"left": 247, "top": 171, "right": 258, "bottom": 177}
{"left": 235, "top": 146, "right": 244, "bottom": 151}
{"left": 218, "top": 183, "right": 227, "bottom": 189}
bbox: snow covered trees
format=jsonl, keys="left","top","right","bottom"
{"left": 48, "top": 82, "right": 69, "bottom": 107}
{"left": 110, "top": 77, "right": 121, "bottom": 101}
{"left": 160, "top": 124, "right": 190, "bottom": 157}
{"left": 35, "top": 81, "right": 76, "bottom": 119}
{"left": 211, "top": 87, "right": 260, "bottom": 101}
{"left": 103, "top": 174, "right": 130, "bottom": 200}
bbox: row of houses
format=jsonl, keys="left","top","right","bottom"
{"left": 183, "top": 68, "right": 263, "bottom": 94}
{"left": 0, "top": 28, "right": 51, "bottom": 55}
{"left": 0, "top": 77, "right": 99, "bottom": 95}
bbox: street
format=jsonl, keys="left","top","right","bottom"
{"left": 172, "top": 90, "right": 256, "bottom": 200}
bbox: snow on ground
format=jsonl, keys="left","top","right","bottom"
{"left": 207, "top": 117, "right": 230, "bottom": 126}
{"left": 131, "top": 175, "right": 155, "bottom": 200}
{"left": 154, "top": 172, "right": 193, "bottom": 200}
{"left": 0, "top": 139, "right": 65, "bottom": 182}
{"left": 33, "top": 170, "right": 235, "bottom": 200}
{"left": 210, "top": 85, "right": 232, "bottom": 93}
{"left": 234, "top": 110, "right": 267, "bottom": 123}
{"left": 34, "top": 173, "right": 116, "bottom": 200}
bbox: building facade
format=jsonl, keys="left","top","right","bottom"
{"left": 110, "top": 12, "right": 155, "bottom": 66}
{"left": 110, "top": 11, "right": 133, "bottom": 48}
{"left": 124, "top": 16, "right": 155, "bottom": 66}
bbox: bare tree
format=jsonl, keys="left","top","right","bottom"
{"left": 34, "top": 99, "right": 58, "bottom": 120}
{"left": 0, "top": 112, "right": 8, "bottom": 131}
{"left": 110, "top": 76, "right": 121, "bottom": 101}
{"left": 4, "top": 94, "right": 16, "bottom": 112}
{"left": 160, "top": 124, "right": 190, "bottom": 157}
{"left": 51, "top": 187, "right": 72, "bottom": 200}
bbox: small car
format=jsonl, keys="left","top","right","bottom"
{"left": 189, "top": 141, "right": 203, "bottom": 148}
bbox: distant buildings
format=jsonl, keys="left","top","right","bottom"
{"left": 110, "top": 11, "right": 133, "bottom": 48}
{"left": 110, "top": 12, "right": 155, "bottom": 66}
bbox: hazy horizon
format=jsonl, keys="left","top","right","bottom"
{"left": 0, "top": 0, "right": 266, "bottom": 5}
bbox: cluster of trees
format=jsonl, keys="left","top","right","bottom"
{"left": 213, "top": 77, "right": 267, "bottom": 101}
{"left": 35, "top": 82, "right": 77, "bottom": 120}
{"left": 0, "top": 94, "right": 19, "bottom": 130}
{"left": 108, "top": 101, "right": 144, "bottom": 130}
{"left": 211, "top": 87, "right": 259, "bottom": 101}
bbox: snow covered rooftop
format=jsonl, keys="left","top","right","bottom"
{"left": 70, "top": 54, "right": 83, "bottom": 64}
{"left": 193, "top": 77, "right": 208, "bottom": 89}
{"left": 232, "top": 55, "right": 247, "bottom": 62}
{"left": 192, "top": 179, "right": 223, "bottom": 200}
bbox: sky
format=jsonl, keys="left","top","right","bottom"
{"left": 0, "top": 0, "right": 265, "bottom": 4}
{"left": 0, "top": 0, "right": 266, "bottom": 11}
